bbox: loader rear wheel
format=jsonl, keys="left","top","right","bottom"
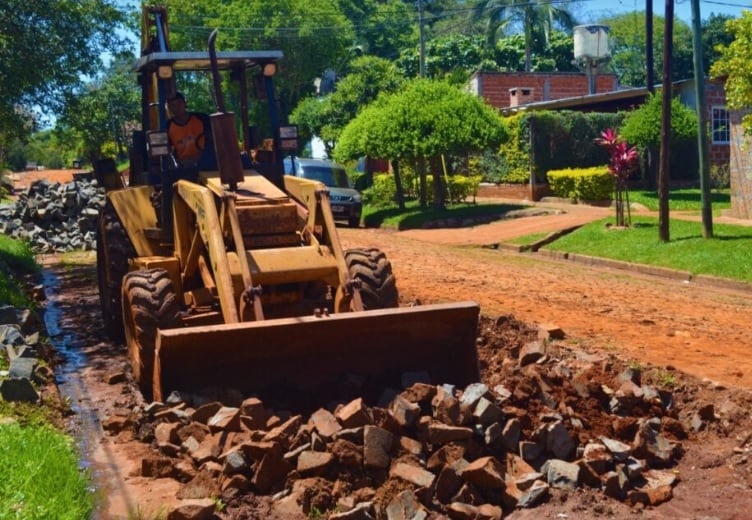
{"left": 96, "top": 200, "right": 136, "bottom": 341}
{"left": 122, "top": 269, "right": 180, "bottom": 398}
{"left": 345, "top": 247, "right": 399, "bottom": 310}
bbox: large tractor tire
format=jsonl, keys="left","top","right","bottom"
{"left": 96, "top": 200, "right": 136, "bottom": 341}
{"left": 122, "top": 269, "right": 180, "bottom": 398}
{"left": 345, "top": 247, "right": 399, "bottom": 310}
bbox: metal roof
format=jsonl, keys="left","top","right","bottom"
{"left": 134, "top": 50, "right": 283, "bottom": 73}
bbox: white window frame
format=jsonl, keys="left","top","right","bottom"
{"left": 711, "top": 105, "right": 730, "bottom": 144}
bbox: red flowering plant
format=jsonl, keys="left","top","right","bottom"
{"left": 595, "top": 128, "right": 639, "bottom": 227}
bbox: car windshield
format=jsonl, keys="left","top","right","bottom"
{"left": 300, "top": 166, "right": 350, "bottom": 188}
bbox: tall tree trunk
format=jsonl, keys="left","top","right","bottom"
{"left": 391, "top": 159, "right": 405, "bottom": 210}
{"left": 429, "top": 155, "right": 445, "bottom": 209}
{"left": 417, "top": 155, "right": 428, "bottom": 208}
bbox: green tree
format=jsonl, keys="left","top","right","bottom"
{"left": 291, "top": 56, "right": 403, "bottom": 156}
{"left": 711, "top": 12, "right": 752, "bottom": 134}
{"left": 55, "top": 52, "right": 141, "bottom": 164}
{"left": 600, "top": 11, "right": 694, "bottom": 87}
{"left": 619, "top": 92, "right": 698, "bottom": 186}
{"left": 336, "top": 0, "right": 418, "bottom": 60}
{"left": 0, "top": 0, "right": 126, "bottom": 163}
{"left": 495, "top": 30, "right": 577, "bottom": 72}
{"left": 702, "top": 13, "right": 735, "bottom": 74}
{"left": 152, "top": 0, "right": 355, "bottom": 119}
{"left": 470, "top": 0, "right": 577, "bottom": 71}
{"left": 335, "top": 79, "right": 507, "bottom": 209}
{"left": 397, "top": 34, "right": 499, "bottom": 81}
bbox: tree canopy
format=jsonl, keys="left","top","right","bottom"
{"left": 711, "top": 12, "right": 752, "bottom": 134}
{"left": 601, "top": 11, "right": 694, "bottom": 88}
{"left": 334, "top": 79, "right": 507, "bottom": 162}
{"left": 0, "top": 0, "right": 127, "bottom": 152}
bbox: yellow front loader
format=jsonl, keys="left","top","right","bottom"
{"left": 95, "top": 6, "right": 480, "bottom": 403}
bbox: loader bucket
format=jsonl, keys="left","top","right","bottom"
{"left": 153, "top": 301, "right": 480, "bottom": 406}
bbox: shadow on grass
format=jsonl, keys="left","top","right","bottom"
{"left": 363, "top": 203, "right": 529, "bottom": 230}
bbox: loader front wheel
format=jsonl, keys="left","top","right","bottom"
{"left": 345, "top": 247, "right": 399, "bottom": 310}
{"left": 96, "top": 200, "right": 136, "bottom": 341}
{"left": 122, "top": 269, "right": 180, "bottom": 398}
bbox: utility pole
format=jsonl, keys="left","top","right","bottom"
{"left": 418, "top": 0, "right": 426, "bottom": 78}
{"left": 646, "top": 0, "right": 654, "bottom": 92}
{"left": 691, "top": 0, "right": 714, "bottom": 238}
{"left": 646, "top": 0, "right": 655, "bottom": 189}
{"left": 658, "top": 0, "right": 674, "bottom": 242}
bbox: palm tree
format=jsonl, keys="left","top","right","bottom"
{"left": 471, "top": 0, "right": 577, "bottom": 71}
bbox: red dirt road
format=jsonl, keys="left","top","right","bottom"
{"left": 340, "top": 216, "right": 752, "bottom": 391}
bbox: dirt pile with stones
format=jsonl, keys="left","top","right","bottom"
{"left": 94, "top": 315, "right": 735, "bottom": 520}
{"left": 0, "top": 178, "right": 105, "bottom": 253}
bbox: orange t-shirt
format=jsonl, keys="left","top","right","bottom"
{"left": 168, "top": 114, "right": 206, "bottom": 162}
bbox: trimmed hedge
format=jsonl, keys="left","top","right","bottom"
{"left": 547, "top": 166, "right": 614, "bottom": 201}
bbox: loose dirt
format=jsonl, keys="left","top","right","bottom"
{"left": 22, "top": 170, "right": 752, "bottom": 518}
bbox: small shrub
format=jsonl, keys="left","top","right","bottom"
{"left": 547, "top": 166, "right": 614, "bottom": 201}
{"left": 361, "top": 173, "right": 396, "bottom": 207}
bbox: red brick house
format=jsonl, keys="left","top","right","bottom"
{"left": 470, "top": 71, "right": 731, "bottom": 173}
{"left": 467, "top": 71, "right": 620, "bottom": 109}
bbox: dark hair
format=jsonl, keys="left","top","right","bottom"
{"left": 167, "top": 91, "right": 185, "bottom": 102}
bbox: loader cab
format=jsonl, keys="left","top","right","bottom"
{"left": 129, "top": 49, "right": 287, "bottom": 191}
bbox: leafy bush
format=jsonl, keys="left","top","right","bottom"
{"left": 363, "top": 171, "right": 481, "bottom": 207}
{"left": 547, "top": 166, "right": 614, "bottom": 201}
{"left": 620, "top": 93, "right": 697, "bottom": 150}
{"left": 361, "top": 173, "right": 397, "bottom": 208}
{"left": 497, "top": 113, "right": 531, "bottom": 183}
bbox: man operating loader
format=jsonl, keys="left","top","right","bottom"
{"left": 165, "top": 91, "right": 212, "bottom": 168}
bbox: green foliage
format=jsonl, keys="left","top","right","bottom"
{"left": 161, "top": 0, "right": 354, "bottom": 117}
{"left": 627, "top": 188, "right": 731, "bottom": 212}
{"left": 497, "top": 113, "right": 531, "bottom": 183}
{"left": 0, "top": 423, "right": 93, "bottom": 520}
{"left": 471, "top": 0, "right": 577, "bottom": 72}
{"left": 468, "top": 150, "right": 506, "bottom": 183}
{"left": 620, "top": 93, "right": 698, "bottom": 150}
{"left": 0, "top": 235, "right": 38, "bottom": 308}
{"left": 547, "top": 166, "right": 614, "bottom": 201}
{"left": 544, "top": 216, "right": 752, "bottom": 283}
{"left": 601, "top": 11, "right": 694, "bottom": 87}
{"left": 498, "top": 111, "right": 620, "bottom": 184}
{"left": 363, "top": 171, "right": 481, "bottom": 207}
{"left": 711, "top": 12, "right": 752, "bottom": 135}
{"left": 494, "top": 31, "right": 577, "bottom": 72}
{"left": 702, "top": 14, "right": 736, "bottom": 75}
{"left": 0, "top": 0, "right": 127, "bottom": 150}
{"left": 397, "top": 33, "right": 498, "bottom": 80}
{"left": 335, "top": 78, "right": 507, "bottom": 163}
{"left": 362, "top": 173, "right": 398, "bottom": 208}
{"left": 337, "top": 0, "right": 418, "bottom": 61}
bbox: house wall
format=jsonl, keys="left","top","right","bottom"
{"left": 473, "top": 72, "right": 619, "bottom": 109}
{"left": 705, "top": 81, "right": 730, "bottom": 170}
{"left": 729, "top": 110, "right": 752, "bottom": 219}
{"left": 677, "top": 79, "right": 730, "bottom": 171}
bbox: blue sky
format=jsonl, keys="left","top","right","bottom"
{"left": 574, "top": 0, "right": 751, "bottom": 23}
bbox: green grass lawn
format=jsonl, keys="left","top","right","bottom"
{"left": 543, "top": 215, "right": 752, "bottom": 282}
{"left": 0, "top": 236, "right": 94, "bottom": 518}
{"left": 628, "top": 188, "right": 730, "bottom": 212}
{"left": 0, "top": 423, "right": 93, "bottom": 519}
